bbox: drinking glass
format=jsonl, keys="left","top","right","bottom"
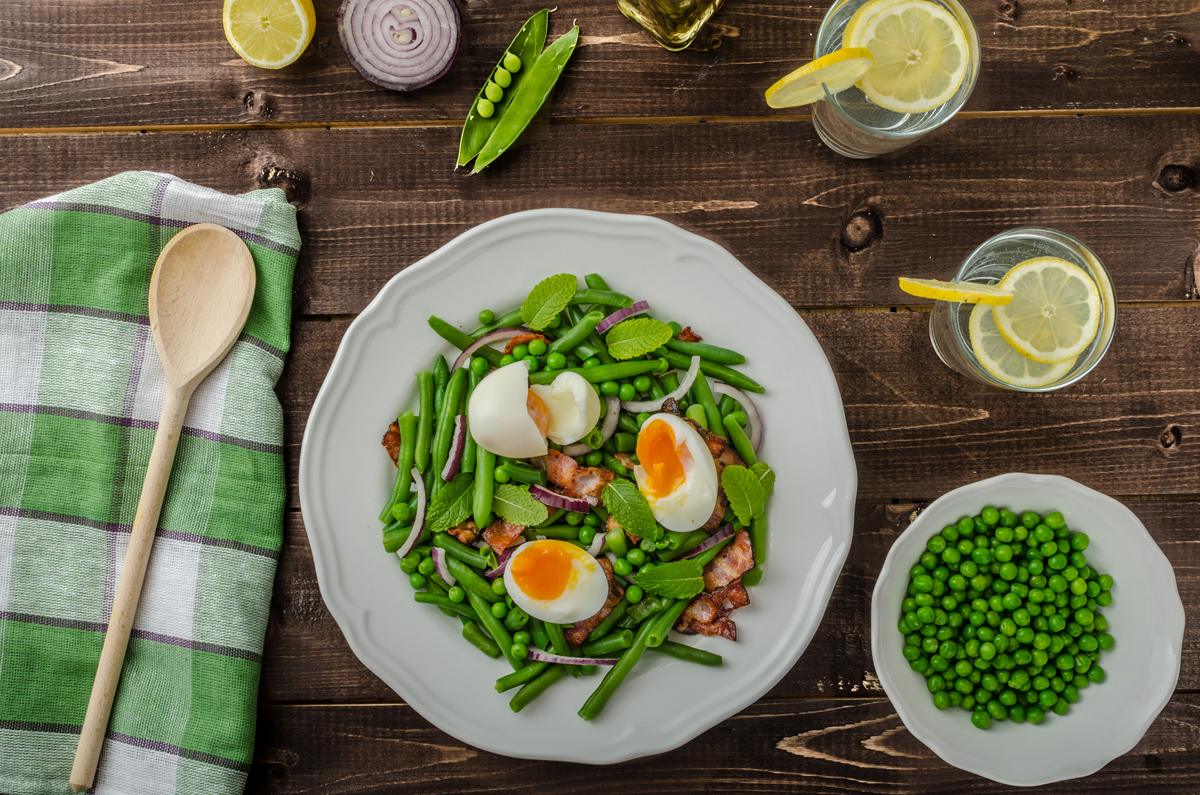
{"left": 929, "top": 227, "right": 1117, "bottom": 393}
{"left": 811, "top": 0, "right": 980, "bottom": 158}
{"left": 617, "top": 0, "right": 727, "bottom": 51}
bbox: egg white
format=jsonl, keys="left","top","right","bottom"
{"left": 467, "top": 361, "right": 548, "bottom": 459}
{"left": 633, "top": 413, "right": 719, "bottom": 533}
{"left": 528, "top": 371, "right": 602, "bottom": 445}
{"left": 503, "top": 540, "right": 609, "bottom": 624}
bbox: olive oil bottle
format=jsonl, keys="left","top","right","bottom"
{"left": 617, "top": 0, "right": 726, "bottom": 50}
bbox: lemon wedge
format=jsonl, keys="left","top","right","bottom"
{"left": 856, "top": 0, "right": 969, "bottom": 114}
{"left": 991, "top": 257, "right": 1101, "bottom": 364}
{"left": 969, "top": 303, "right": 1076, "bottom": 388}
{"left": 842, "top": 0, "right": 908, "bottom": 48}
{"left": 898, "top": 277, "right": 1013, "bottom": 305}
{"left": 765, "top": 48, "right": 875, "bottom": 108}
{"left": 224, "top": 0, "right": 315, "bottom": 69}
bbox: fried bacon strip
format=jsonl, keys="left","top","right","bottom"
{"left": 565, "top": 558, "right": 624, "bottom": 646}
{"left": 503, "top": 333, "right": 548, "bottom": 355}
{"left": 448, "top": 520, "right": 478, "bottom": 545}
{"left": 703, "top": 528, "right": 755, "bottom": 591}
{"left": 482, "top": 518, "right": 524, "bottom": 554}
{"left": 545, "top": 449, "right": 615, "bottom": 500}
{"left": 382, "top": 420, "right": 402, "bottom": 466}
{"left": 675, "top": 581, "right": 750, "bottom": 640}
{"left": 675, "top": 326, "right": 703, "bottom": 343}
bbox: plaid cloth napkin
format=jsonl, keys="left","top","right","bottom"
{"left": 0, "top": 172, "right": 299, "bottom": 795}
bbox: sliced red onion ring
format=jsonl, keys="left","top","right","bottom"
{"left": 679, "top": 523, "right": 736, "bottom": 560}
{"left": 441, "top": 415, "right": 466, "bottom": 481}
{"left": 485, "top": 545, "right": 517, "bottom": 580}
{"left": 451, "top": 328, "right": 524, "bottom": 372}
{"left": 595, "top": 300, "right": 650, "bottom": 334}
{"left": 336, "top": 0, "right": 461, "bottom": 92}
{"left": 394, "top": 467, "right": 426, "bottom": 559}
{"left": 529, "top": 484, "right": 590, "bottom": 514}
{"left": 586, "top": 530, "right": 605, "bottom": 557}
{"left": 430, "top": 547, "right": 455, "bottom": 586}
{"left": 621, "top": 355, "right": 701, "bottom": 414}
{"left": 563, "top": 396, "right": 621, "bottom": 456}
{"left": 526, "top": 649, "right": 618, "bottom": 666}
{"left": 712, "top": 383, "right": 762, "bottom": 453}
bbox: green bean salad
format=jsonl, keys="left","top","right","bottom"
{"left": 898, "top": 507, "right": 1115, "bottom": 729}
{"left": 380, "top": 272, "right": 773, "bottom": 719}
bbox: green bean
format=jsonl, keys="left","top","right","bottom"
{"left": 647, "top": 376, "right": 666, "bottom": 401}
{"left": 382, "top": 521, "right": 426, "bottom": 554}
{"left": 587, "top": 598, "right": 629, "bottom": 642}
{"left": 689, "top": 373, "right": 724, "bottom": 440}
{"left": 431, "top": 368, "right": 468, "bottom": 480}
{"left": 655, "top": 348, "right": 764, "bottom": 394}
{"left": 428, "top": 315, "right": 503, "bottom": 369}
{"left": 656, "top": 529, "right": 707, "bottom": 561}
{"left": 432, "top": 533, "right": 491, "bottom": 569}
{"left": 414, "top": 592, "right": 481, "bottom": 622}
{"left": 659, "top": 371, "right": 680, "bottom": 394}
{"left": 414, "top": 372, "right": 435, "bottom": 473}
{"left": 650, "top": 640, "right": 723, "bottom": 667}
{"left": 584, "top": 274, "right": 611, "bottom": 291}
{"left": 497, "top": 459, "right": 546, "bottom": 485}
{"left": 548, "top": 310, "right": 605, "bottom": 356}
{"left": 469, "top": 308, "right": 524, "bottom": 339}
{"left": 717, "top": 393, "right": 737, "bottom": 417}
{"left": 503, "top": 604, "right": 529, "bottom": 632}
{"left": 496, "top": 661, "right": 550, "bottom": 693}
{"left": 749, "top": 515, "right": 767, "bottom": 565}
{"left": 467, "top": 589, "right": 523, "bottom": 671}
{"left": 545, "top": 622, "right": 581, "bottom": 678}
{"left": 685, "top": 403, "right": 709, "bottom": 430}
{"left": 447, "top": 557, "right": 500, "bottom": 604}
{"left": 529, "top": 525, "right": 581, "bottom": 540}
{"left": 601, "top": 452, "right": 630, "bottom": 478}
{"left": 462, "top": 370, "right": 483, "bottom": 475}
{"left": 458, "top": 10, "right": 549, "bottom": 167}
{"left": 613, "top": 432, "right": 637, "bottom": 453}
{"left": 693, "top": 535, "right": 735, "bottom": 567}
{"left": 419, "top": 568, "right": 458, "bottom": 617}
{"left": 741, "top": 566, "right": 764, "bottom": 587}
{"left": 432, "top": 354, "right": 450, "bottom": 391}
{"left": 528, "top": 359, "right": 667, "bottom": 386}
{"left": 528, "top": 616, "right": 550, "bottom": 650}
{"left": 462, "top": 621, "right": 503, "bottom": 659}
{"left": 585, "top": 331, "right": 617, "bottom": 364}
{"left": 578, "top": 617, "right": 655, "bottom": 721}
{"left": 511, "top": 663, "right": 568, "bottom": 713}
{"left": 472, "top": 26, "right": 580, "bottom": 174}
{"left": 582, "top": 629, "right": 633, "bottom": 656}
{"left": 537, "top": 508, "right": 566, "bottom": 528}
{"left": 379, "top": 410, "right": 418, "bottom": 521}
{"left": 723, "top": 414, "right": 757, "bottom": 466}
{"left": 616, "top": 412, "right": 640, "bottom": 434}
{"left": 666, "top": 338, "right": 746, "bottom": 365}
{"left": 567, "top": 289, "right": 634, "bottom": 308}
{"left": 605, "top": 525, "right": 629, "bottom": 557}
{"left": 627, "top": 595, "right": 669, "bottom": 623}
{"left": 474, "top": 447, "right": 495, "bottom": 528}
{"left": 647, "top": 599, "right": 689, "bottom": 647}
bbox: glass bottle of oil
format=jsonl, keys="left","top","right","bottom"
{"left": 617, "top": 0, "right": 727, "bottom": 51}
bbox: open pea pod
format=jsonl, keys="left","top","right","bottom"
{"left": 457, "top": 9, "right": 549, "bottom": 168}
{"left": 470, "top": 25, "right": 580, "bottom": 174}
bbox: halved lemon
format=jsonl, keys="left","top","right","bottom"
{"left": 898, "top": 277, "right": 1013, "bottom": 305}
{"left": 764, "top": 48, "right": 874, "bottom": 108}
{"left": 856, "top": 0, "right": 970, "bottom": 114}
{"left": 842, "top": 0, "right": 908, "bottom": 48}
{"left": 969, "top": 303, "right": 1076, "bottom": 388}
{"left": 992, "top": 257, "right": 1101, "bottom": 364}
{"left": 223, "top": 0, "right": 316, "bottom": 69}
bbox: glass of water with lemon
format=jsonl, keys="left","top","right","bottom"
{"left": 764, "top": 0, "right": 979, "bottom": 158}
{"left": 905, "top": 228, "right": 1117, "bottom": 392}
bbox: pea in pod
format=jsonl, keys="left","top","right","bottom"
{"left": 457, "top": 10, "right": 549, "bottom": 168}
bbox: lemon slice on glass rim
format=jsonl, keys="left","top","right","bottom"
{"left": 898, "top": 277, "right": 1013, "bottom": 305}
{"left": 223, "top": 0, "right": 316, "bottom": 69}
{"left": 842, "top": 0, "right": 909, "bottom": 48}
{"left": 969, "top": 303, "right": 1076, "bottom": 388}
{"left": 991, "top": 257, "right": 1102, "bottom": 364}
{"left": 856, "top": 0, "right": 970, "bottom": 114}
{"left": 764, "top": 48, "right": 874, "bottom": 108}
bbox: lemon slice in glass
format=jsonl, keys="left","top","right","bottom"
{"left": 224, "top": 0, "right": 316, "bottom": 69}
{"left": 898, "top": 277, "right": 1013, "bottom": 304}
{"left": 856, "top": 0, "right": 969, "bottom": 114}
{"left": 842, "top": 0, "right": 908, "bottom": 48}
{"left": 991, "top": 257, "right": 1101, "bottom": 364}
{"left": 969, "top": 303, "right": 1076, "bottom": 388}
{"left": 765, "top": 48, "right": 875, "bottom": 108}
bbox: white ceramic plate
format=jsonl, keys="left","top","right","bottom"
{"left": 299, "top": 209, "right": 857, "bottom": 763}
{"left": 871, "top": 472, "right": 1184, "bottom": 786}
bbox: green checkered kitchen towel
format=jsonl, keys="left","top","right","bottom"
{"left": 0, "top": 172, "right": 299, "bottom": 795}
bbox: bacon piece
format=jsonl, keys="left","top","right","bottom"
{"left": 447, "top": 520, "right": 478, "bottom": 545}
{"left": 675, "top": 326, "right": 703, "bottom": 343}
{"left": 483, "top": 519, "right": 524, "bottom": 554}
{"left": 382, "top": 420, "right": 402, "bottom": 466}
{"left": 703, "top": 528, "right": 755, "bottom": 591}
{"left": 565, "top": 558, "right": 624, "bottom": 646}
{"left": 661, "top": 397, "right": 682, "bottom": 416}
{"left": 675, "top": 581, "right": 749, "bottom": 641}
{"left": 545, "top": 449, "right": 615, "bottom": 500}
{"left": 503, "top": 333, "right": 548, "bottom": 355}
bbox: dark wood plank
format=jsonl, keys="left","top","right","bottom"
{"left": 1, "top": 118, "right": 1197, "bottom": 314}
{"left": 3, "top": 1, "right": 1199, "bottom": 129}
{"left": 248, "top": 696, "right": 1200, "bottom": 793}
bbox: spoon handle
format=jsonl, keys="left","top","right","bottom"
{"left": 70, "top": 384, "right": 193, "bottom": 793}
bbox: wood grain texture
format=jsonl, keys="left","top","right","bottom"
{"left": 2, "top": 1, "right": 1199, "bottom": 130}
{"left": 247, "top": 696, "right": 1200, "bottom": 794}
{"left": 1, "top": 117, "right": 1197, "bottom": 315}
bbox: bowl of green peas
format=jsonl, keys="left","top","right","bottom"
{"left": 871, "top": 472, "right": 1183, "bottom": 786}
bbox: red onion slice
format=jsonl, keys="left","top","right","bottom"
{"left": 441, "top": 415, "right": 466, "bottom": 481}
{"left": 586, "top": 530, "right": 605, "bottom": 557}
{"left": 336, "top": 0, "right": 461, "bottom": 92}
{"left": 679, "top": 523, "right": 736, "bottom": 560}
{"left": 451, "top": 328, "right": 523, "bottom": 372}
{"left": 595, "top": 300, "right": 650, "bottom": 334}
{"left": 563, "top": 396, "right": 621, "bottom": 456}
{"left": 430, "top": 547, "right": 455, "bottom": 586}
{"left": 485, "top": 544, "right": 518, "bottom": 580}
{"left": 529, "top": 484, "right": 590, "bottom": 514}
{"left": 621, "top": 355, "right": 701, "bottom": 414}
{"left": 712, "top": 383, "right": 762, "bottom": 453}
{"left": 526, "top": 649, "right": 618, "bottom": 666}
{"left": 394, "top": 467, "right": 426, "bottom": 559}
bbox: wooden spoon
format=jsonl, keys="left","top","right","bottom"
{"left": 70, "top": 223, "right": 256, "bottom": 793}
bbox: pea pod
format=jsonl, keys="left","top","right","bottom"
{"left": 457, "top": 10, "right": 549, "bottom": 168}
{"left": 470, "top": 26, "right": 580, "bottom": 174}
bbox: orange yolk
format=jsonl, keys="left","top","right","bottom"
{"left": 526, "top": 389, "right": 550, "bottom": 438}
{"left": 636, "top": 419, "right": 691, "bottom": 499}
{"left": 510, "top": 542, "right": 577, "bottom": 601}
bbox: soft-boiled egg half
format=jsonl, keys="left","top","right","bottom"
{"left": 503, "top": 539, "right": 609, "bottom": 623}
{"left": 633, "top": 413, "right": 719, "bottom": 533}
{"left": 468, "top": 362, "right": 601, "bottom": 459}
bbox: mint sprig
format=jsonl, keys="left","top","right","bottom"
{"left": 601, "top": 478, "right": 660, "bottom": 541}
{"left": 633, "top": 559, "right": 704, "bottom": 599}
{"left": 750, "top": 461, "right": 775, "bottom": 499}
{"left": 722, "top": 465, "right": 765, "bottom": 526}
{"left": 492, "top": 484, "right": 549, "bottom": 527}
{"left": 426, "top": 473, "right": 475, "bottom": 532}
{"left": 604, "top": 318, "right": 673, "bottom": 361}
{"left": 520, "top": 274, "right": 577, "bottom": 330}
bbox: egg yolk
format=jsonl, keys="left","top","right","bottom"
{"left": 636, "top": 419, "right": 692, "bottom": 499}
{"left": 526, "top": 389, "right": 550, "bottom": 438}
{"left": 510, "top": 542, "right": 577, "bottom": 601}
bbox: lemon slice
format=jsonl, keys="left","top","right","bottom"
{"left": 969, "top": 303, "right": 1076, "bottom": 388}
{"left": 224, "top": 0, "right": 315, "bottom": 69}
{"left": 991, "top": 257, "right": 1101, "bottom": 364}
{"left": 765, "top": 48, "right": 875, "bottom": 108}
{"left": 856, "top": 0, "right": 969, "bottom": 114}
{"left": 898, "top": 277, "right": 1013, "bottom": 304}
{"left": 842, "top": 0, "right": 908, "bottom": 48}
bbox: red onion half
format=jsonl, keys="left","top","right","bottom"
{"left": 394, "top": 466, "right": 426, "bottom": 559}
{"left": 712, "top": 382, "right": 762, "bottom": 453}
{"left": 430, "top": 547, "right": 456, "bottom": 586}
{"left": 485, "top": 544, "right": 519, "bottom": 580}
{"left": 595, "top": 300, "right": 649, "bottom": 334}
{"left": 529, "top": 484, "right": 590, "bottom": 514}
{"left": 679, "top": 523, "right": 735, "bottom": 560}
{"left": 441, "top": 415, "right": 466, "bottom": 481}
{"left": 452, "top": 328, "right": 523, "bottom": 372}
{"left": 621, "top": 355, "right": 701, "bottom": 414}
{"left": 337, "top": 0, "right": 461, "bottom": 92}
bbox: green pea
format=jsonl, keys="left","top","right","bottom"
{"left": 484, "top": 80, "right": 504, "bottom": 103}
{"left": 477, "top": 98, "right": 496, "bottom": 118}
{"left": 492, "top": 578, "right": 507, "bottom": 596}
{"left": 418, "top": 556, "right": 435, "bottom": 576}
{"left": 600, "top": 380, "right": 619, "bottom": 396}
{"left": 545, "top": 351, "right": 567, "bottom": 370}
{"left": 613, "top": 558, "right": 633, "bottom": 577}
{"left": 1099, "top": 573, "right": 1113, "bottom": 590}
{"left": 503, "top": 51, "right": 522, "bottom": 72}
{"left": 584, "top": 451, "right": 604, "bottom": 467}
{"left": 625, "top": 584, "right": 644, "bottom": 604}
{"left": 577, "top": 526, "right": 595, "bottom": 545}
{"left": 1097, "top": 632, "right": 1113, "bottom": 650}
{"left": 633, "top": 375, "right": 653, "bottom": 393}
{"left": 499, "top": 353, "right": 516, "bottom": 367}
{"left": 627, "top": 548, "right": 646, "bottom": 567}
{"left": 493, "top": 66, "right": 513, "bottom": 88}
{"left": 409, "top": 573, "right": 427, "bottom": 589}
{"left": 493, "top": 466, "right": 511, "bottom": 484}
{"left": 971, "top": 709, "right": 991, "bottom": 729}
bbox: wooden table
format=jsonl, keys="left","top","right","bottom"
{"left": 4, "top": 0, "right": 1200, "bottom": 791}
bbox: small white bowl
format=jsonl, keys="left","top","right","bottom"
{"left": 871, "top": 472, "right": 1184, "bottom": 786}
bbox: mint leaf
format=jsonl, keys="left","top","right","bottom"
{"left": 426, "top": 473, "right": 474, "bottom": 532}
{"left": 750, "top": 462, "right": 775, "bottom": 500}
{"left": 604, "top": 318, "right": 673, "bottom": 361}
{"left": 521, "top": 274, "right": 577, "bottom": 330}
{"left": 634, "top": 559, "right": 704, "bottom": 599}
{"left": 722, "top": 465, "right": 765, "bottom": 525}
{"left": 492, "top": 484, "right": 549, "bottom": 527}
{"left": 601, "top": 478, "right": 660, "bottom": 541}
